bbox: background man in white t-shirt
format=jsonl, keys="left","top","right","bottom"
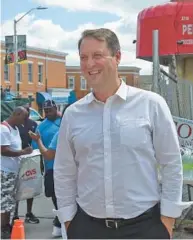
{"left": 1, "top": 107, "right": 33, "bottom": 239}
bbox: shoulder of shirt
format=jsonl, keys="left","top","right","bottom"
{"left": 127, "top": 86, "right": 166, "bottom": 105}
{"left": 0, "top": 124, "right": 19, "bottom": 133}
{"left": 65, "top": 94, "right": 91, "bottom": 113}
{"left": 60, "top": 96, "right": 90, "bottom": 121}
{"left": 0, "top": 124, "right": 11, "bottom": 133}
{"left": 38, "top": 118, "right": 48, "bottom": 129}
{"left": 75, "top": 93, "right": 91, "bottom": 105}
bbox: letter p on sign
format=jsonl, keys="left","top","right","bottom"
{"left": 183, "top": 24, "right": 193, "bottom": 35}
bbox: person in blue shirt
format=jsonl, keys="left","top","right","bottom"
{"left": 30, "top": 102, "right": 70, "bottom": 237}
{"left": 32, "top": 100, "right": 61, "bottom": 236}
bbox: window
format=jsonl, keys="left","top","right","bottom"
{"left": 121, "top": 76, "right": 126, "bottom": 83}
{"left": 68, "top": 76, "right": 75, "bottom": 89}
{"left": 17, "top": 64, "right": 22, "bottom": 82}
{"left": 80, "top": 77, "right": 87, "bottom": 90}
{"left": 38, "top": 64, "right": 43, "bottom": 83}
{"left": 28, "top": 63, "right": 33, "bottom": 83}
{"left": 4, "top": 64, "right": 9, "bottom": 81}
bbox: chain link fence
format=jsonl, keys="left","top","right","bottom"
{"left": 158, "top": 69, "right": 193, "bottom": 121}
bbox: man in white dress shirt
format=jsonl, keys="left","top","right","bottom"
{"left": 54, "top": 28, "right": 192, "bottom": 239}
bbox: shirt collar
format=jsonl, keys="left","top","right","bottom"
{"left": 85, "top": 80, "right": 128, "bottom": 104}
{"left": 115, "top": 80, "right": 128, "bottom": 101}
{"left": 86, "top": 92, "right": 96, "bottom": 104}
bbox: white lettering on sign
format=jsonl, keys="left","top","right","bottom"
{"left": 182, "top": 39, "right": 193, "bottom": 45}
{"left": 181, "top": 16, "right": 190, "bottom": 21}
{"left": 173, "top": 116, "right": 193, "bottom": 147}
{"left": 182, "top": 24, "right": 193, "bottom": 35}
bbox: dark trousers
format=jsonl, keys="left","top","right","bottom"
{"left": 44, "top": 169, "right": 61, "bottom": 228}
{"left": 67, "top": 204, "right": 170, "bottom": 239}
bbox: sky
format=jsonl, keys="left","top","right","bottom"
{"left": 1, "top": 0, "right": 168, "bottom": 74}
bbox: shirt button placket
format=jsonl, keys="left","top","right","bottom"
{"left": 103, "top": 99, "right": 114, "bottom": 217}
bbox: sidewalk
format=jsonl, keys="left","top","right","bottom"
{"left": 18, "top": 194, "right": 60, "bottom": 239}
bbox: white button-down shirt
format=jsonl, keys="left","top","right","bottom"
{"left": 54, "top": 81, "right": 192, "bottom": 224}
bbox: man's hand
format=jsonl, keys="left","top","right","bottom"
{"left": 65, "top": 221, "right": 71, "bottom": 230}
{"left": 29, "top": 130, "right": 41, "bottom": 142}
{"left": 161, "top": 215, "right": 175, "bottom": 238}
{"left": 22, "top": 146, "right": 33, "bottom": 155}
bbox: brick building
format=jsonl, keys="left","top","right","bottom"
{"left": 66, "top": 66, "right": 141, "bottom": 99}
{"left": 1, "top": 41, "right": 68, "bottom": 112}
{"left": 1, "top": 40, "right": 141, "bottom": 112}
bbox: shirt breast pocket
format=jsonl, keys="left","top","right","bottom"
{"left": 119, "top": 119, "right": 148, "bottom": 148}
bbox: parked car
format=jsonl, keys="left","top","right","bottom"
{"left": 29, "top": 108, "right": 43, "bottom": 124}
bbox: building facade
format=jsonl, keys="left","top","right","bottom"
{"left": 1, "top": 41, "right": 68, "bottom": 112}
{"left": 66, "top": 66, "right": 141, "bottom": 99}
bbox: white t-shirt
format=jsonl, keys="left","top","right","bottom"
{"left": 0, "top": 123, "right": 22, "bottom": 173}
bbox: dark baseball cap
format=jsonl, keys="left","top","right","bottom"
{"left": 43, "top": 100, "right": 56, "bottom": 109}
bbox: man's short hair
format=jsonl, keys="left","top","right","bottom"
{"left": 78, "top": 28, "right": 121, "bottom": 56}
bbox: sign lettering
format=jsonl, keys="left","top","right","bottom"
{"left": 173, "top": 116, "right": 193, "bottom": 147}
{"left": 182, "top": 24, "right": 193, "bottom": 35}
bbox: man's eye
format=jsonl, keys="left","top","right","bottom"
{"left": 94, "top": 54, "right": 102, "bottom": 58}
{"left": 80, "top": 56, "right": 87, "bottom": 61}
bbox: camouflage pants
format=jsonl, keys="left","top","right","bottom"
{"left": 1, "top": 170, "right": 17, "bottom": 213}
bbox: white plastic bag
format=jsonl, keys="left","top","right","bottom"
{"left": 15, "top": 150, "right": 43, "bottom": 201}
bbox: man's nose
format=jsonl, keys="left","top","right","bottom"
{"left": 87, "top": 56, "right": 95, "bottom": 68}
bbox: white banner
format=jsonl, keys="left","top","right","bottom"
{"left": 173, "top": 116, "right": 193, "bottom": 148}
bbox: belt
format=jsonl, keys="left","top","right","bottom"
{"left": 80, "top": 203, "right": 159, "bottom": 229}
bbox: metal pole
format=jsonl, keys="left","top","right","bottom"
{"left": 13, "top": 7, "right": 47, "bottom": 98}
{"left": 45, "top": 51, "right": 48, "bottom": 92}
{"left": 171, "top": 55, "right": 182, "bottom": 117}
{"left": 151, "top": 30, "right": 160, "bottom": 93}
{"left": 14, "top": 19, "right": 18, "bottom": 97}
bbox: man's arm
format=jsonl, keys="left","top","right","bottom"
{"left": 1, "top": 126, "right": 32, "bottom": 157}
{"left": 151, "top": 94, "right": 192, "bottom": 237}
{"left": 37, "top": 140, "right": 55, "bottom": 160}
{"left": 1, "top": 145, "right": 32, "bottom": 157}
{"left": 29, "top": 131, "right": 55, "bottom": 160}
{"left": 54, "top": 110, "right": 77, "bottom": 230}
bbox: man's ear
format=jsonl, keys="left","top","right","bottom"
{"left": 116, "top": 50, "right": 121, "bottom": 65}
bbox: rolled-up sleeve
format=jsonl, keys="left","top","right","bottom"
{"left": 152, "top": 95, "right": 193, "bottom": 218}
{"left": 54, "top": 111, "right": 77, "bottom": 223}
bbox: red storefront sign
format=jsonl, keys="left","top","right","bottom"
{"left": 136, "top": 1, "right": 193, "bottom": 62}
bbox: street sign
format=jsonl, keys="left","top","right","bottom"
{"left": 17, "top": 35, "right": 27, "bottom": 63}
{"left": 5, "top": 35, "right": 27, "bottom": 65}
{"left": 5, "top": 36, "right": 14, "bottom": 64}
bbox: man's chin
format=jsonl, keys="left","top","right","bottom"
{"left": 88, "top": 76, "right": 102, "bottom": 86}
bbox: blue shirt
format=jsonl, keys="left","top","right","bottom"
{"left": 34, "top": 117, "right": 61, "bottom": 171}
{"left": 49, "top": 132, "right": 59, "bottom": 151}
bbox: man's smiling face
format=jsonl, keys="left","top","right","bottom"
{"left": 79, "top": 37, "right": 120, "bottom": 90}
